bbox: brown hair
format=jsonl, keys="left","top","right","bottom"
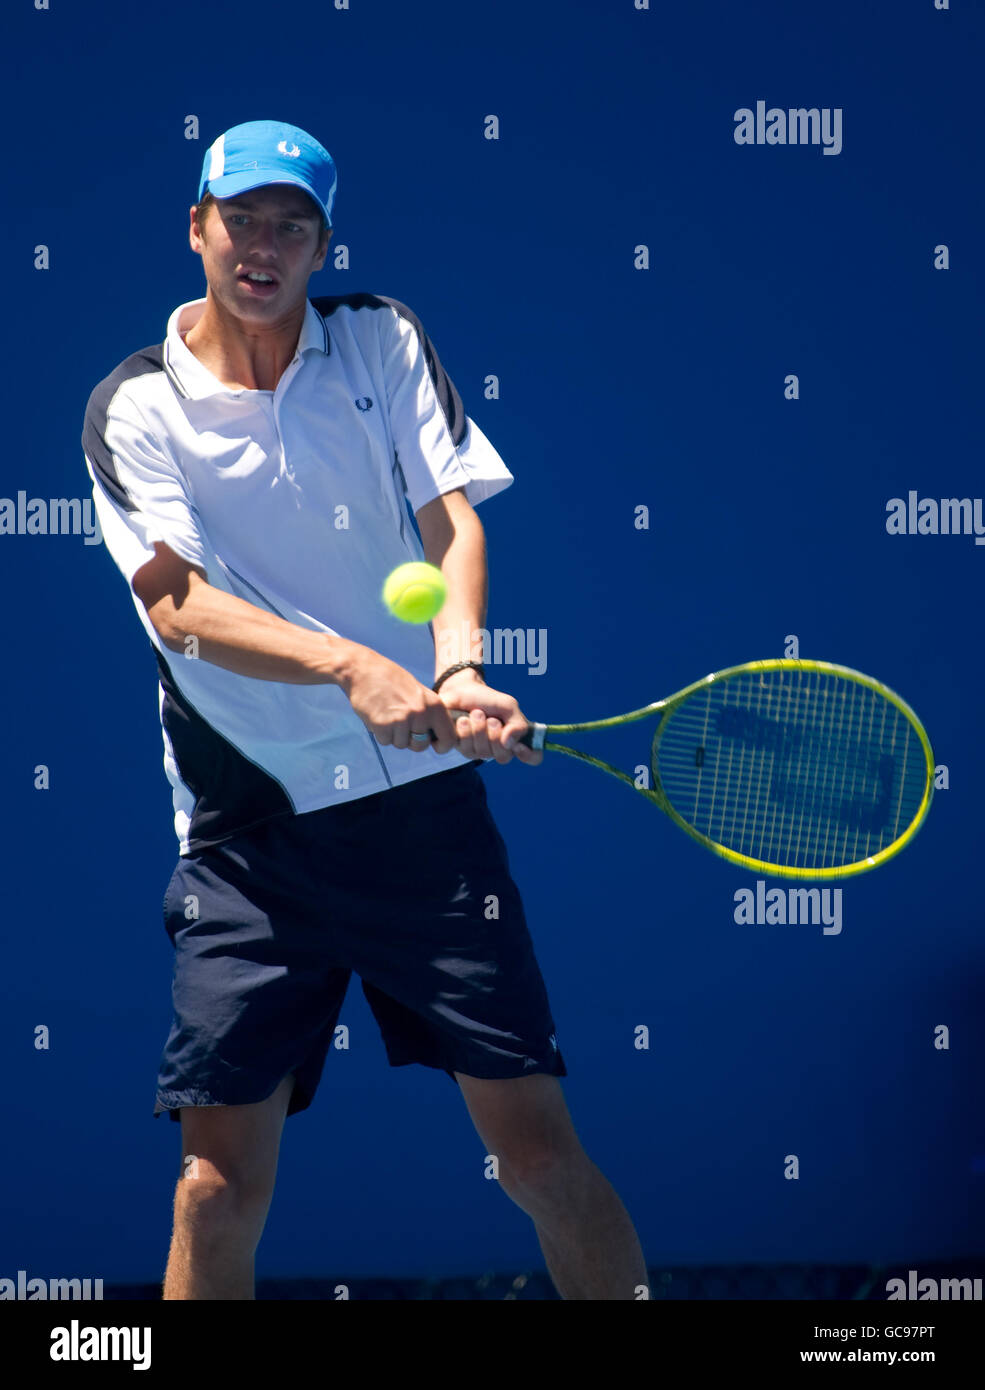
{"left": 193, "top": 188, "right": 330, "bottom": 244}
{"left": 192, "top": 190, "right": 217, "bottom": 234}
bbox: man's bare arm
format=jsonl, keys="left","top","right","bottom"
{"left": 416, "top": 488, "right": 541, "bottom": 765}
{"left": 416, "top": 486, "right": 488, "bottom": 680}
{"left": 133, "top": 542, "right": 356, "bottom": 685}
{"left": 132, "top": 541, "right": 459, "bottom": 751}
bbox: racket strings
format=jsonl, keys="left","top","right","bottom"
{"left": 653, "top": 669, "right": 928, "bottom": 871}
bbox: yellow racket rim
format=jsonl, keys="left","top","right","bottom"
{"left": 647, "top": 659, "right": 935, "bottom": 880}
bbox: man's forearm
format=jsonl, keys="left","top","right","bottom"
{"left": 153, "top": 499, "right": 491, "bottom": 690}
{"left": 156, "top": 582, "right": 360, "bottom": 687}
{"left": 425, "top": 510, "right": 488, "bottom": 682}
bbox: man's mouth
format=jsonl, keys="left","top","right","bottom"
{"left": 238, "top": 270, "right": 279, "bottom": 289}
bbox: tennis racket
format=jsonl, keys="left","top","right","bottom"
{"left": 456, "top": 659, "right": 935, "bottom": 881}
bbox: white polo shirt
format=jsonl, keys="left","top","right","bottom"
{"left": 83, "top": 292, "right": 513, "bottom": 855}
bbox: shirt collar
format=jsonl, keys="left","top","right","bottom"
{"left": 163, "top": 296, "right": 330, "bottom": 400}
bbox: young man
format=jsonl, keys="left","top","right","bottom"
{"left": 82, "top": 120, "right": 647, "bottom": 1300}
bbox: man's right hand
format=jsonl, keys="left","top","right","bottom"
{"left": 339, "top": 646, "right": 458, "bottom": 753}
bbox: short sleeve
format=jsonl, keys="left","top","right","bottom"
{"left": 380, "top": 303, "right": 514, "bottom": 514}
{"left": 83, "top": 387, "right": 210, "bottom": 586}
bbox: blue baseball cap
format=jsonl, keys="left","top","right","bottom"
{"left": 198, "top": 120, "right": 337, "bottom": 229}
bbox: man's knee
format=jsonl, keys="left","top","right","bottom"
{"left": 175, "top": 1161, "right": 273, "bottom": 1216}
{"left": 496, "top": 1141, "right": 589, "bottom": 1203}
{"left": 173, "top": 1074, "right": 295, "bottom": 1231}
{"left": 172, "top": 1167, "right": 276, "bottom": 1263}
{"left": 456, "top": 1072, "right": 586, "bottom": 1197}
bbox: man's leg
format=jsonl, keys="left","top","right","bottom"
{"left": 455, "top": 1072, "right": 649, "bottom": 1300}
{"left": 162, "top": 1072, "right": 295, "bottom": 1300}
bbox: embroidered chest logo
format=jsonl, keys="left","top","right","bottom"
{"left": 354, "top": 397, "right": 374, "bottom": 412}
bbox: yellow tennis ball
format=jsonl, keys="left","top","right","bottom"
{"left": 382, "top": 562, "right": 448, "bottom": 623}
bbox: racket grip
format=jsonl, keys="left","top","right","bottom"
{"left": 444, "top": 710, "right": 545, "bottom": 751}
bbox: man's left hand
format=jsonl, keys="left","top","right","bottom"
{"left": 436, "top": 673, "right": 543, "bottom": 766}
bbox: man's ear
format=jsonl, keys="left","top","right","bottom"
{"left": 189, "top": 206, "right": 205, "bottom": 254}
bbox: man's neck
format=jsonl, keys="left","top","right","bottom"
{"left": 183, "top": 295, "right": 306, "bottom": 392}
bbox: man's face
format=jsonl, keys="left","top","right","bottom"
{"left": 189, "top": 184, "right": 330, "bottom": 320}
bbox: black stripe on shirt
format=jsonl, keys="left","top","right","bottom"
{"left": 310, "top": 292, "right": 469, "bottom": 450}
{"left": 81, "top": 345, "right": 166, "bottom": 513}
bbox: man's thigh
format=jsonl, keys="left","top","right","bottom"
{"left": 356, "top": 764, "right": 567, "bottom": 1082}
{"left": 177, "top": 1072, "right": 296, "bottom": 1198}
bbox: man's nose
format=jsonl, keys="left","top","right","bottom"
{"left": 246, "top": 220, "right": 278, "bottom": 254}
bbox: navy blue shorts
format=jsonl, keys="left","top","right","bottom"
{"left": 154, "top": 760, "right": 566, "bottom": 1122}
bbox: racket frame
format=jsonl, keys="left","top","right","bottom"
{"left": 522, "top": 658, "right": 935, "bottom": 881}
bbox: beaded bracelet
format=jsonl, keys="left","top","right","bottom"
{"left": 433, "top": 660, "right": 486, "bottom": 693}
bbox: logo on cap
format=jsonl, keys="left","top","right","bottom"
{"left": 277, "top": 140, "right": 301, "bottom": 158}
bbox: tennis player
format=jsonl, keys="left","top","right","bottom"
{"left": 82, "top": 120, "right": 647, "bottom": 1300}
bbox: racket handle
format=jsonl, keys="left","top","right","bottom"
{"left": 444, "top": 710, "right": 546, "bottom": 751}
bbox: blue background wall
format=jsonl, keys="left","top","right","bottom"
{"left": 1, "top": 0, "right": 981, "bottom": 1285}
